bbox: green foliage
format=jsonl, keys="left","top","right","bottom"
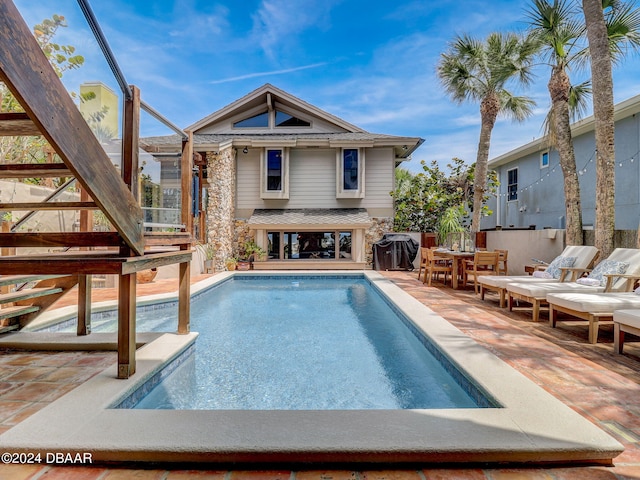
{"left": 241, "top": 239, "right": 266, "bottom": 260}
{"left": 437, "top": 205, "right": 466, "bottom": 245}
{"left": 391, "top": 158, "right": 498, "bottom": 233}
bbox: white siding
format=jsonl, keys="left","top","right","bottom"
{"left": 236, "top": 147, "right": 394, "bottom": 211}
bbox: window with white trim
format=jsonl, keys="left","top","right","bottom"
{"left": 336, "top": 148, "right": 364, "bottom": 198}
{"left": 260, "top": 148, "right": 289, "bottom": 199}
{"left": 540, "top": 150, "right": 549, "bottom": 168}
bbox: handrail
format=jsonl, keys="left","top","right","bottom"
{"left": 76, "top": 0, "right": 188, "bottom": 140}
{"left": 140, "top": 100, "right": 188, "bottom": 140}
{"left": 76, "top": 0, "right": 132, "bottom": 101}
{"left": 10, "top": 177, "right": 77, "bottom": 232}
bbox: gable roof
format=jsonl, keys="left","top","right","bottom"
{"left": 187, "top": 83, "right": 365, "bottom": 134}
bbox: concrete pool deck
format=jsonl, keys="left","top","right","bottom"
{"left": 1, "top": 270, "right": 640, "bottom": 478}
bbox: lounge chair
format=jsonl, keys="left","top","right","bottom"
{"left": 613, "top": 309, "right": 640, "bottom": 353}
{"left": 506, "top": 248, "right": 640, "bottom": 323}
{"left": 478, "top": 245, "right": 599, "bottom": 307}
{"left": 546, "top": 288, "right": 640, "bottom": 344}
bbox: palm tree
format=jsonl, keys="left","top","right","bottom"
{"left": 438, "top": 32, "right": 538, "bottom": 233}
{"left": 526, "top": 0, "right": 590, "bottom": 246}
{"left": 582, "top": 0, "right": 640, "bottom": 258}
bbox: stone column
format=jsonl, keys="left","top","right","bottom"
{"left": 206, "top": 147, "right": 236, "bottom": 271}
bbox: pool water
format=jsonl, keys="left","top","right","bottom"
{"left": 131, "top": 276, "right": 480, "bottom": 410}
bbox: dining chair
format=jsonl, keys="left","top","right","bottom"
{"left": 496, "top": 249, "right": 508, "bottom": 275}
{"left": 422, "top": 248, "right": 453, "bottom": 286}
{"left": 463, "top": 251, "right": 500, "bottom": 294}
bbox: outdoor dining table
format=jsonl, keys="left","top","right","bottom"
{"left": 434, "top": 250, "right": 476, "bottom": 289}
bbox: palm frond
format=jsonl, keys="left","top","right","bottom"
{"left": 567, "top": 80, "right": 592, "bottom": 121}
{"left": 498, "top": 91, "right": 537, "bottom": 122}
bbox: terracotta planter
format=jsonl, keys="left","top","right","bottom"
{"left": 237, "top": 261, "right": 251, "bottom": 271}
{"left": 136, "top": 268, "right": 158, "bottom": 284}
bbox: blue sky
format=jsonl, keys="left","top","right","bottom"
{"left": 12, "top": 0, "right": 640, "bottom": 172}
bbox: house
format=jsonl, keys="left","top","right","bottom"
{"left": 483, "top": 93, "right": 640, "bottom": 233}
{"left": 142, "top": 84, "right": 424, "bottom": 270}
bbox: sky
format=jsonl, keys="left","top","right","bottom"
{"left": 11, "top": 0, "right": 640, "bottom": 173}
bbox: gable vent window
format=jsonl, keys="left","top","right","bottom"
{"left": 275, "top": 110, "right": 310, "bottom": 127}
{"left": 261, "top": 148, "right": 289, "bottom": 199}
{"left": 234, "top": 111, "right": 269, "bottom": 128}
{"left": 336, "top": 148, "right": 365, "bottom": 198}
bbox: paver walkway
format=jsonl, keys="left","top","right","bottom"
{"left": 1, "top": 270, "right": 640, "bottom": 479}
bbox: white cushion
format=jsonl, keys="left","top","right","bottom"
{"left": 614, "top": 309, "right": 640, "bottom": 328}
{"left": 478, "top": 275, "right": 558, "bottom": 289}
{"left": 562, "top": 245, "right": 599, "bottom": 269}
{"left": 507, "top": 281, "right": 605, "bottom": 298}
{"left": 547, "top": 292, "right": 640, "bottom": 313}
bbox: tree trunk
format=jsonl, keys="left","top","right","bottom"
{"left": 471, "top": 93, "right": 499, "bottom": 233}
{"left": 583, "top": 0, "right": 616, "bottom": 258}
{"left": 548, "top": 66, "right": 583, "bottom": 245}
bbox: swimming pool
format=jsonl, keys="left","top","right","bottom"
{"left": 128, "top": 276, "right": 486, "bottom": 410}
{"left": 5, "top": 271, "right": 622, "bottom": 465}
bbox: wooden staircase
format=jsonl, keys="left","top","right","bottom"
{"left": 0, "top": 274, "right": 75, "bottom": 333}
{"left": 0, "top": 1, "right": 195, "bottom": 378}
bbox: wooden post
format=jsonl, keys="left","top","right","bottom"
{"left": 181, "top": 131, "right": 193, "bottom": 236}
{"left": 177, "top": 244, "right": 191, "bottom": 334}
{"left": 118, "top": 85, "right": 140, "bottom": 378}
{"left": 117, "top": 247, "right": 136, "bottom": 379}
{"left": 122, "top": 85, "right": 141, "bottom": 201}
{"left": 77, "top": 186, "right": 93, "bottom": 334}
{"left": 76, "top": 274, "right": 92, "bottom": 335}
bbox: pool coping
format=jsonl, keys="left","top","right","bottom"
{"left": 0, "top": 271, "right": 623, "bottom": 466}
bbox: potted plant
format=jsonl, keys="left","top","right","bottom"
{"left": 196, "top": 242, "right": 216, "bottom": 274}
{"left": 438, "top": 205, "right": 468, "bottom": 250}
{"left": 224, "top": 256, "right": 238, "bottom": 271}
{"left": 242, "top": 239, "right": 267, "bottom": 262}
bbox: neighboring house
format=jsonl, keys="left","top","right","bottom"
{"left": 484, "top": 93, "right": 640, "bottom": 233}
{"left": 143, "top": 84, "right": 423, "bottom": 270}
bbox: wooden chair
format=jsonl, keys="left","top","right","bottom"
{"left": 496, "top": 249, "right": 508, "bottom": 275}
{"left": 417, "top": 247, "right": 429, "bottom": 281}
{"left": 422, "top": 248, "right": 453, "bottom": 286}
{"left": 463, "top": 251, "right": 499, "bottom": 294}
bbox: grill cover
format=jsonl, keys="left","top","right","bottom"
{"left": 372, "top": 233, "right": 419, "bottom": 271}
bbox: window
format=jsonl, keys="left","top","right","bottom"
{"left": 336, "top": 148, "right": 364, "bottom": 198}
{"left": 233, "top": 111, "right": 269, "bottom": 128}
{"left": 260, "top": 148, "right": 289, "bottom": 199}
{"left": 507, "top": 168, "right": 518, "bottom": 201}
{"left": 267, "top": 231, "right": 351, "bottom": 260}
{"left": 541, "top": 151, "right": 549, "bottom": 168}
{"left": 267, "top": 150, "right": 282, "bottom": 191}
{"left": 275, "top": 110, "right": 310, "bottom": 127}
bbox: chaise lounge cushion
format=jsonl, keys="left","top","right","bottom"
{"left": 546, "top": 292, "right": 640, "bottom": 313}
{"left": 478, "top": 245, "right": 598, "bottom": 290}
{"left": 614, "top": 309, "right": 640, "bottom": 329}
{"left": 507, "top": 281, "right": 606, "bottom": 298}
{"left": 507, "top": 248, "right": 640, "bottom": 299}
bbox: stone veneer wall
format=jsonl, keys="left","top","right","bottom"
{"left": 364, "top": 217, "right": 393, "bottom": 267}
{"left": 206, "top": 148, "right": 236, "bottom": 272}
